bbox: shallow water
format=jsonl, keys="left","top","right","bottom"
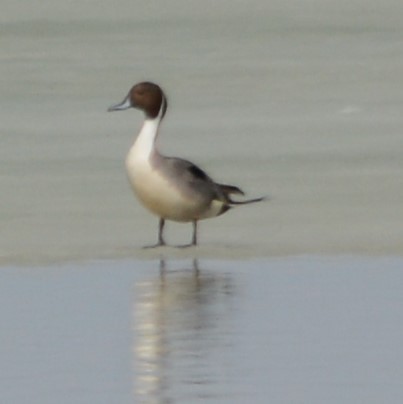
{"left": 1, "top": 257, "right": 403, "bottom": 403}
{"left": 1, "top": 1, "right": 403, "bottom": 264}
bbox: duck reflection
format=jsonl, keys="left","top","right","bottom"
{"left": 132, "top": 258, "right": 235, "bottom": 403}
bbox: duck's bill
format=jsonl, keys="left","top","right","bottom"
{"left": 107, "top": 95, "right": 132, "bottom": 112}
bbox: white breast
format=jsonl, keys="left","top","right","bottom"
{"left": 125, "top": 118, "right": 205, "bottom": 222}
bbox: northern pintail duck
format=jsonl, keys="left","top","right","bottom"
{"left": 108, "top": 82, "right": 264, "bottom": 247}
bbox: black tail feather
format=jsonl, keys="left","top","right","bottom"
{"left": 218, "top": 183, "right": 245, "bottom": 196}
{"left": 229, "top": 196, "right": 267, "bottom": 205}
{"left": 217, "top": 182, "right": 267, "bottom": 206}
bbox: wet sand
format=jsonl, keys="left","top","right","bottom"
{"left": 1, "top": 0, "right": 403, "bottom": 264}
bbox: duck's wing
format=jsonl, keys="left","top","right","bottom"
{"left": 161, "top": 156, "right": 265, "bottom": 205}
{"left": 162, "top": 157, "right": 226, "bottom": 202}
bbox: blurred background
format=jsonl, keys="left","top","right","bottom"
{"left": 1, "top": 0, "right": 402, "bottom": 263}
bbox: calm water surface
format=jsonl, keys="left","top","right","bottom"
{"left": 1, "top": 257, "right": 403, "bottom": 403}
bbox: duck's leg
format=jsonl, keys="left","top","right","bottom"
{"left": 143, "top": 218, "right": 166, "bottom": 248}
{"left": 191, "top": 220, "right": 198, "bottom": 246}
{"left": 174, "top": 220, "right": 198, "bottom": 248}
{"left": 158, "top": 218, "right": 166, "bottom": 245}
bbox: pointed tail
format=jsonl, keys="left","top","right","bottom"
{"left": 217, "top": 183, "right": 267, "bottom": 206}
{"left": 229, "top": 196, "right": 267, "bottom": 205}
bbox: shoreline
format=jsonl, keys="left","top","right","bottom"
{"left": 2, "top": 244, "right": 403, "bottom": 268}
